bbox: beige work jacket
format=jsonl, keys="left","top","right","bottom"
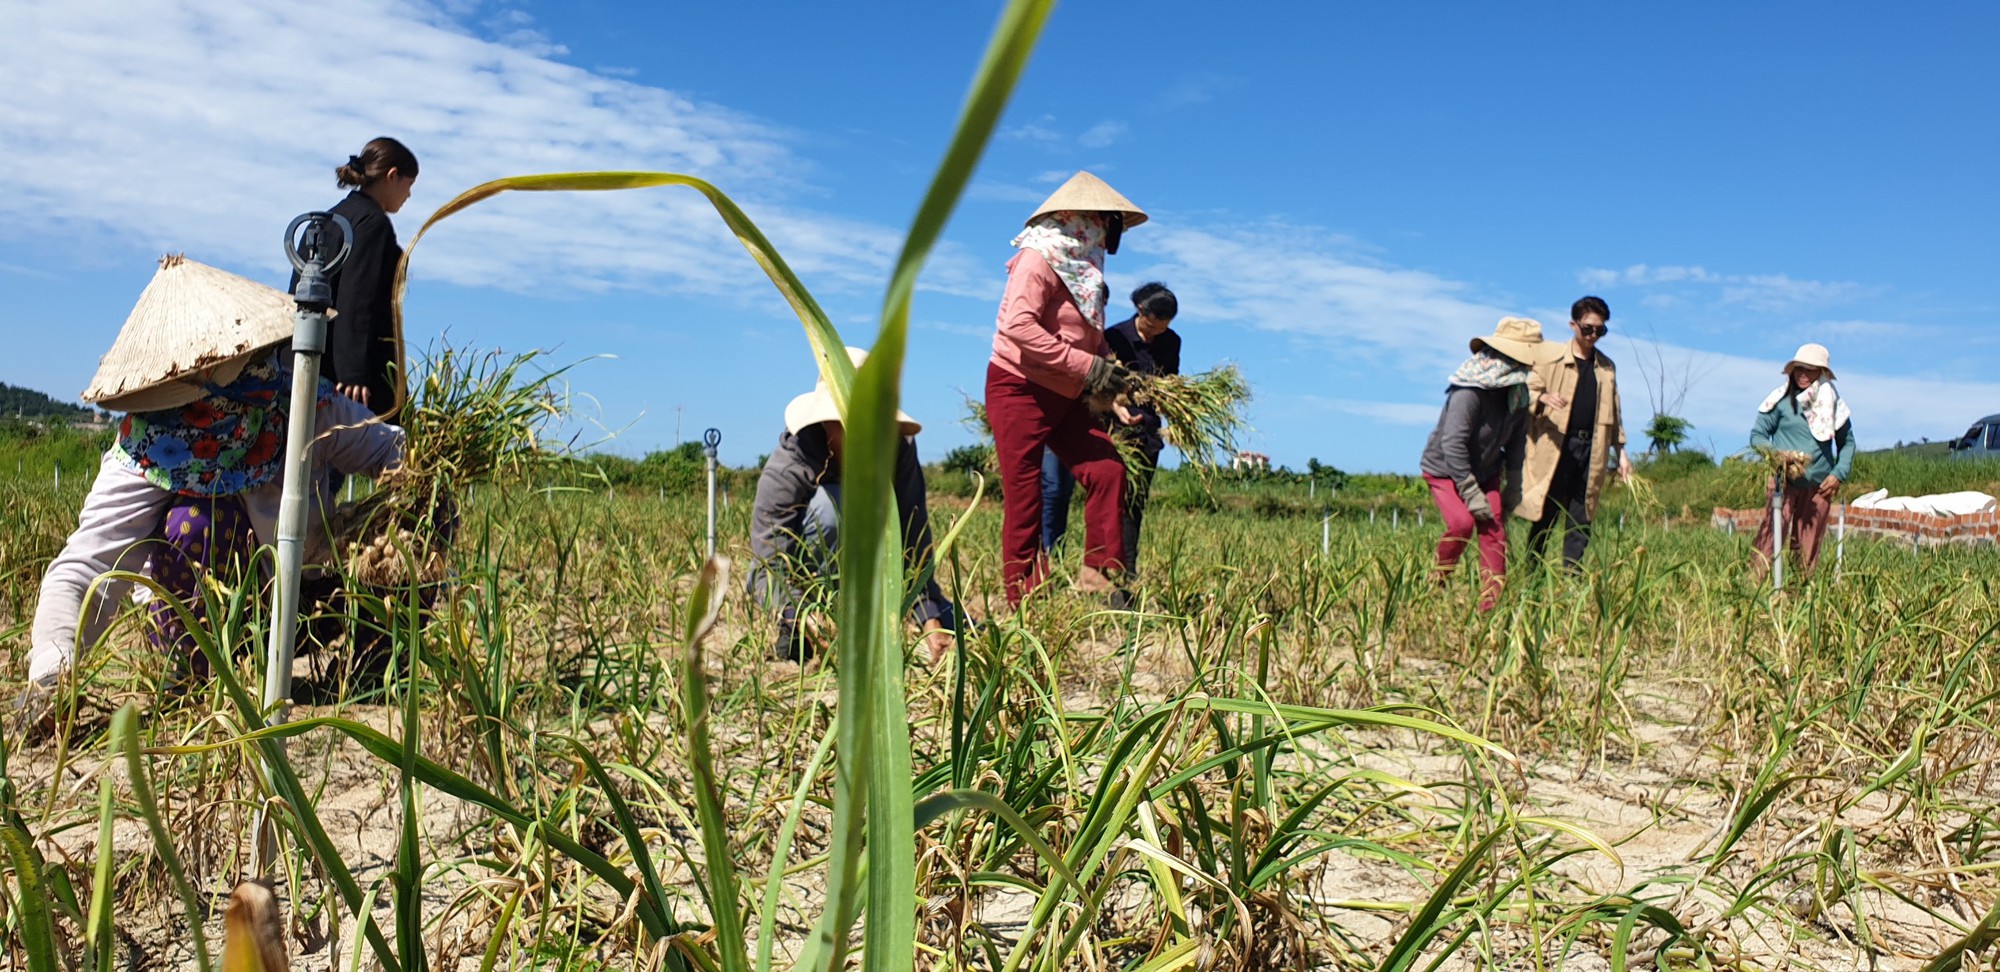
{"left": 1517, "top": 349, "right": 1624, "bottom": 521}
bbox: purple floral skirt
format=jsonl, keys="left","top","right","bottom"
{"left": 148, "top": 495, "right": 255, "bottom": 675}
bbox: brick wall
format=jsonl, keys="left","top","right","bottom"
{"left": 1711, "top": 505, "right": 2000, "bottom": 548}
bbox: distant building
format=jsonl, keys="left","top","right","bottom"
{"left": 1231, "top": 451, "right": 1271, "bottom": 472}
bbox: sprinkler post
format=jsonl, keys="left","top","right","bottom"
{"left": 1836, "top": 503, "right": 1846, "bottom": 575}
{"left": 704, "top": 428, "right": 722, "bottom": 559}
{"left": 1770, "top": 483, "right": 1785, "bottom": 593}
{"left": 255, "top": 210, "right": 351, "bottom": 876}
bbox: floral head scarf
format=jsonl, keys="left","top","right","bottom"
{"left": 1012, "top": 211, "right": 1107, "bottom": 326}
{"left": 1447, "top": 348, "right": 1533, "bottom": 413}
{"left": 1759, "top": 377, "right": 1850, "bottom": 442}
{"left": 115, "top": 349, "right": 335, "bottom": 496}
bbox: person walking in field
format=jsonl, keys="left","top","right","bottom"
{"left": 17, "top": 257, "right": 406, "bottom": 727}
{"left": 984, "top": 171, "right": 1147, "bottom": 607}
{"left": 292, "top": 137, "right": 420, "bottom": 416}
{"left": 747, "top": 348, "right": 961, "bottom": 663}
{"left": 1749, "top": 343, "right": 1854, "bottom": 580}
{"left": 1516, "top": 296, "right": 1633, "bottom": 569}
{"left": 1419, "top": 318, "right": 1566, "bottom": 610}
{"left": 1040, "top": 281, "right": 1181, "bottom": 577}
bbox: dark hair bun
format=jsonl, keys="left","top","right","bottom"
{"left": 334, "top": 139, "right": 419, "bottom": 189}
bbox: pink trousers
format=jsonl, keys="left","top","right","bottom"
{"left": 1424, "top": 474, "right": 1506, "bottom": 610}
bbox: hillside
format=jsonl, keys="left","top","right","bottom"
{"left": 0, "top": 382, "right": 91, "bottom": 421}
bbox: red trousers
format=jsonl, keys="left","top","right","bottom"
{"left": 1424, "top": 474, "right": 1506, "bottom": 610}
{"left": 986, "top": 363, "right": 1126, "bottom": 604}
{"left": 1752, "top": 484, "right": 1832, "bottom": 573}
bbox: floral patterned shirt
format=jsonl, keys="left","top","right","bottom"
{"left": 114, "top": 350, "right": 334, "bottom": 496}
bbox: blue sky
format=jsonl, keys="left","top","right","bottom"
{"left": 1, "top": 1, "right": 1994, "bottom": 472}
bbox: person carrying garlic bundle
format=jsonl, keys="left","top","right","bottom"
{"left": 983, "top": 171, "right": 1148, "bottom": 608}
{"left": 16, "top": 256, "right": 405, "bottom": 728}
{"left": 1748, "top": 342, "right": 1854, "bottom": 581}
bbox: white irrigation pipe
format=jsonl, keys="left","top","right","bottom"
{"left": 703, "top": 427, "right": 722, "bottom": 559}
{"left": 255, "top": 211, "right": 351, "bottom": 877}
{"left": 1836, "top": 503, "right": 1846, "bottom": 576}
{"left": 1770, "top": 486, "right": 1785, "bottom": 593}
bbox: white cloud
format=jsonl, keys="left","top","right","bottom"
{"left": 1124, "top": 219, "right": 1992, "bottom": 451}
{"left": 0, "top": 0, "right": 979, "bottom": 309}
{"left": 966, "top": 181, "right": 1046, "bottom": 205}
{"left": 1810, "top": 319, "right": 1942, "bottom": 341}
{"left": 1123, "top": 219, "right": 1511, "bottom": 375}
{"left": 1299, "top": 396, "right": 1439, "bottom": 426}
{"left": 1002, "top": 118, "right": 1064, "bottom": 143}
{"left": 1576, "top": 263, "right": 1868, "bottom": 312}
{"left": 1154, "top": 72, "right": 1236, "bottom": 110}
{"left": 1077, "top": 121, "right": 1128, "bottom": 149}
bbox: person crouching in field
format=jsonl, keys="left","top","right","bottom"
{"left": 1516, "top": 296, "right": 1633, "bottom": 570}
{"left": 1419, "top": 318, "right": 1566, "bottom": 610}
{"left": 1750, "top": 343, "right": 1854, "bottom": 581}
{"left": 18, "top": 257, "right": 405, "bottom": 728}
{"left": 747, "top": 347, "right": 961, "bottom": 664}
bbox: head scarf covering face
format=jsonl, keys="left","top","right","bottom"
{"left": 1011, "top": 211, "right": 1107, "bottom": 326}
{"left": 1759, "top": 376, "right": 1850, "bottom": 442}
{"left": 1447, "top": 348, "right": 1533, "bottom": 412}
{"left": 114, "top": 349, "right": 335, "bottom": 496}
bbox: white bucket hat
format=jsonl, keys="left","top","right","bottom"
{"left": 1025, "top": 171, "right": 1148, "bottom": 228}
{"left": 1783, "top": 343, "right": 1836, "bottom": 380}
{"left": 82, "top": 254, "right": 300, "bottom": 413}
{"left": 1470, "top": 316, "right": 1567, "bottom": 366}
{"left": 784, "top": 347, "right": 921, "bottom": 436}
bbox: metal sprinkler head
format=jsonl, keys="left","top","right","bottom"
{"left": 283, "top": 212, "right": 353, "bottom": 307}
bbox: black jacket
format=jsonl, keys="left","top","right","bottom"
{"left": 291, "top": 191, "right": 401, "bottom": 414}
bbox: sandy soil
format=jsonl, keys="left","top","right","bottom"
{"left": 9, "top": 623, "right": 1979, "bottom": 971}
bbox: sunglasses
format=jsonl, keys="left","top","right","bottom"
{"left": 1574, "top": 322, "right": 1608, "bottom": 337}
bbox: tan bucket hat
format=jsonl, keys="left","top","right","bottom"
{"left": 784, "top": 347, "right": 921, "bottom": 436}
{"left": 1026, "top": 171, "right": 1148, "bottom": 228}
{"left": 82, "top": 254, "right": 300, "bottom": 413}
{"left": 1783, "top": 343, "right": 1836, "bottom": 380}
{"left": 1470, "top": 316, "right": 1567, "bottom": 366}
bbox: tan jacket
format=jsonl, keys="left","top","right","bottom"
{"left": 1517, "top": 349, "right": 1624, "bottom": 521}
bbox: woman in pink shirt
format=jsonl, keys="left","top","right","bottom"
{"left": 984, "top": 171, "right": 1147, "bottom": 606}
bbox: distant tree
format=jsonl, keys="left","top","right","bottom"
{"left": 941, "top": 444, "right": 994, "bottom": 477}
{"left": 0, "top": 382, "right": 90, "bottom": 421}
{"left": 1645, "top": 414, "right": 1693, "bottom": 455}
{"left": 1304, "top": 457, "right": 1349, "bottom": 490}
{"left": 1630, "top": 332, "right": 1715, "bottom": 457}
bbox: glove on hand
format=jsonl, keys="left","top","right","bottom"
{"left": 1083, "top": 356, "right": 1137, "bottom": 400}
{"left": 1456, "top": 476, "right": 1494, "bottom": 524}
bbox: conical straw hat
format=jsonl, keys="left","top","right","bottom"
{"left": 1026, "top": 171, "right": 1148, "bottom": 228}
{"left": 82, "top": 254, "right": 298, "bottom": 413}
